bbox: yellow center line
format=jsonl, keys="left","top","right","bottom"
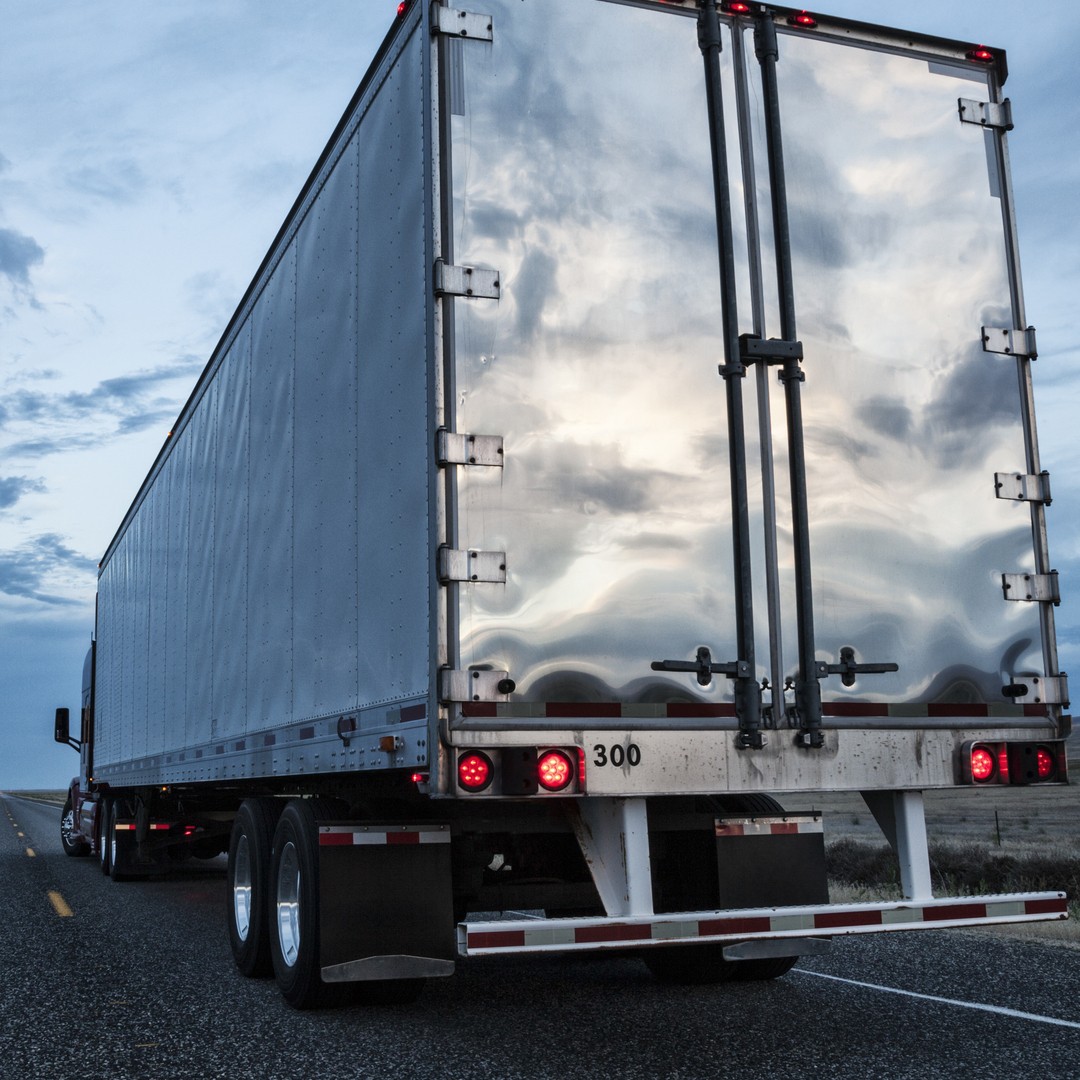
{"left": 26, "top": 848, "right": 36, "bottom": 858}
{"left": 48, "top": 891, "right": 74, "bottom": 918}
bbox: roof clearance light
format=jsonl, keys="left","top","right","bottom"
{"left": 397, "top": 1, "right": 410, "bottom": 17}
{"left": 788, "top": 11, "right": 818, "bottom": 28}
{"left": 537, "top": 750, "right": 574, "bottom": 792}
{"left": 723, "top": 2, "right": 753, "bottom": 13}
{"left": 1036, "top": 746, "right": 1056, "bottom": 781}
{"left": 970, "top": 746, "right": 996, "bottom": 783}
{"left": 967, "top": 46, "right": 995, "bottom": 63}
{"left": 458, "top": 752, "right": 493, "bottom": 792}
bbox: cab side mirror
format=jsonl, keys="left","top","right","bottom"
{"left": 54, "top": 708, "right": 79, "bottom": 750}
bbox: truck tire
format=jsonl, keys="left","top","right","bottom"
{"left": 643, "top": 794, "right": 797, "bottom": 985}
{"left": 105, "top": 798, "right": 138, "bottom": 881}
{"left": 98, "top": 799, "right": 113, "bottom": 876}
{"left": 269, "top": 799, "right": 332, "bottom": 1009}
{"left": 60, "top": 796, "right": 91, "bottom": 857}
{"left": 227, "top": 798, "right": 283, "bottom": 978}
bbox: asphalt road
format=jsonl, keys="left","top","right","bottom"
{"left": 3, "top": 790, "right": 1080, "bottom": 1080}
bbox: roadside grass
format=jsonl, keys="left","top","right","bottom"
{"left": 3, "top": 790, "right": 67, "bottom": 805}
{"left": 827, "top": 837, "right": 1080, "bottom": 946}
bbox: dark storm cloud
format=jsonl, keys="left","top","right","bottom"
{"left": 0, "top": 534, "right": 96, "bottom": 605}
{"left": 0, "top": 227, "right": 45, "bottom": 287}
{"left": 0, "top": 475, "right": 45, "bottom": 509}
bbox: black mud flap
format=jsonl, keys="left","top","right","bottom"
{"left": 715, "top": 813, "right": 828, "bottom": 908}
{"left": 317, "top": 822, "right": 456, "bottom": 982}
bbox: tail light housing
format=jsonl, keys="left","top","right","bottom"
{"left": 455, "top": 747, "right": 582, "bottom": 796}
{"left": 961, "top": 740, "right": 1067, "bottom": 785}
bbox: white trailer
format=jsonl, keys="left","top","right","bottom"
{"left": 55, "top": 0, "right": 1069, "bottom": 1009}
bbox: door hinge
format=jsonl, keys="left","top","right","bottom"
{"left": 958, "top": 97, "right": 1013, "bottom": 132}
{"left": 434, "top": 259, "right": 501, "bottom": 299}
{"left": 432, "top": 6, "right": 494, "bottom": 42}
{"left": 982, "top": 326, "right": 1037, "bottom": 359}
{"left": 438, "top": 547, "right": 507, "bottom": 584}
{"left": 1001, "top": 571, "right": 1060, "bottom": 605}
{"left": 994, "top": 471, "right": 1052, "bottom": 506}
{"left": 437, "top": 429, "right": 504, "bottom": 468}
{"left": 440, "top": 668, "right": 515, "bottom": 703}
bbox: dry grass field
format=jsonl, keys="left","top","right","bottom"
{"left": 811, "top": 783, "right": 1080, "bottom": 946}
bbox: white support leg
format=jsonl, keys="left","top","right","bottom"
{"left": 862, "top": 790, "right": 933, "bottom": 903}
{"left": 570, "top": 797, "right": 654, "bottom": 917}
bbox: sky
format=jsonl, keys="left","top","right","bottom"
{"left": 1, "top": 0, "right": 1078, "bottom": 790}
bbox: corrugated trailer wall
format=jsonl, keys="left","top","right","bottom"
{"left": 95, "top": 17, "right": 434, "bottom": 783}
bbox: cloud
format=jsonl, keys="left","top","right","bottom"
{"left": 0, "top": 357, "right": 202, "bottom": 457}
{"left": 511, "top": 249, "right": 557, "bottom": 342}
{"left": 0, "top": 533, "right": 96, "bottom": 606}
{"left": 0, "top": 227, "right": 45, "bottom": 287}
{"left": 0, "top": 475, "right": 45, "bottom": 509}
{"left": 64, "top": 158, "right": 146, "bottom": 204}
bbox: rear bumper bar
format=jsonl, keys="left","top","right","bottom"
{"left": 458, "top": 892, "right": 1067, "bottom": 957}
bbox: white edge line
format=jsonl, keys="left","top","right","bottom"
{"left": 795, "top": 969, "right": 1080, "bottom": 1030}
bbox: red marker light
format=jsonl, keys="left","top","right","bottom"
{"left": 458, "top": 752, "right": 493, "bottom": 792}
{"left": 537, "top": 750, "right": 574, "bottom": 792}
{"left": 723, "top": 2, "right": 753, "bottom": 12}
{"left": 1036, "top": 746, "right": 1056, "bottom": 781}
{"left": 397, "top": 1, "right": 410, "bottom": 17}
{"left": 967, "top": 46, "right": 995, "bottom": 63}
{"left": 788, "top": 11, "right": 818, "bottom": 28}
{"left": 970, "top": 746, "right": 995, "bottom": 783}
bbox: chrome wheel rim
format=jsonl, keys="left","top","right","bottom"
{"left": 62, "top": 808, "right": 76, "bottom": 845}
{"left": 276, "top": 841, "right": 301, "bottom": 968}
{"left": 99, "top": 805, "right": 109, "bottom": 868}
{"left": 233, "top": 833, "right": 252, "bottom": 942}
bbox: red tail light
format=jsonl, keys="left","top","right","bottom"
{"left": 1036, "top": 747, "right": 1056, "bottom": 781}
{"left": 970, "top": 746, "right": 996, "bottom": 783}
{"left": 537, "top": 750, "right": 574, "bottom": 792}
{"left": 458, "top": 752, "right": 493, "bottom": 792}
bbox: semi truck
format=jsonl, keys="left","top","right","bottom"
{"left": 54, "top": 0, "right": 1070, "bottom": 1009}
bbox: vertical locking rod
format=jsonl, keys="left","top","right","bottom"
{"left": 698, "top": 1, "right": 762, "bottom": 749}
{"left": 754, "top": 14, "right": 823, "bottom": 748}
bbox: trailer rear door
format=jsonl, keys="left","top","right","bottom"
{"left": 441, "top": 0, "right": 1056, "bottom": 729}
